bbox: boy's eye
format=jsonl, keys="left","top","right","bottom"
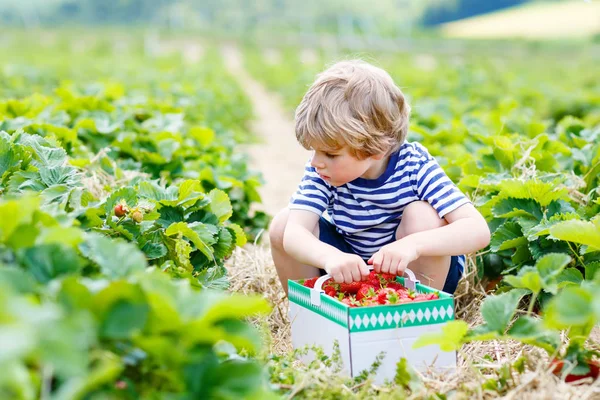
{"left": 325, "top": 153, "right": 337, "bottom": 158}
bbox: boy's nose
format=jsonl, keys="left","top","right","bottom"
{"left": 310, "top": 157, "right": 325, "bottom": 169}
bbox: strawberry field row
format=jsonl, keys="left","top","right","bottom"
{"left": 0, "top": 36, "right": 273, "bottom": 398}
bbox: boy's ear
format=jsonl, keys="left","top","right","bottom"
{"left": 371, "top": 152, "right": 387, "bottom": 161}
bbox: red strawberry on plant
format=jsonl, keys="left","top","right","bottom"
{"left": 114, "top": 201, "right": 129, "bottom": 217}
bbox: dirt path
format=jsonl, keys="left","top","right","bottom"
{"left": 222, "top": 45, "right": 311, "bottom": 220}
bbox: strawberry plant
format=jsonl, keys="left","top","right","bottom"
{"left": 415, "top": 253, "right": 600, "bottom": 382}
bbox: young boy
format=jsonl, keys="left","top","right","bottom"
{"left": 269, "top": 60, "right": 490, "bottom": 295}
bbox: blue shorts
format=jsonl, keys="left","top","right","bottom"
{"left": 317, "top": 216, "right": 464, "bottom": 294}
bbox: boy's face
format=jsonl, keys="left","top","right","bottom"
{"left": 309, "top": 144, "right": 386, "bottom": 186}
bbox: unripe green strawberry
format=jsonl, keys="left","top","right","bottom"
{"left": 131, "top": 210, "right": 143, "bottom": 223}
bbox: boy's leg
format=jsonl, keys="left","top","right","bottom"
{"left": 269, "top": 208, "right": 320, "bottom": 295}
{"left": 395, "top": 201, "right": 452, "bottom": 290}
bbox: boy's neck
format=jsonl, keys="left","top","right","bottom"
{"left": 361, "top": 154, "right": 391, "bottom": 180}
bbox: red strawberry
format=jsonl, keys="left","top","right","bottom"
{"left": 339, "top": 281, "right": 362, "bottom": 294}
{"left": 361, "top": 298, "right": 379, "bottom": 307}
{"left": 356, "top": 284, "right": 377, "bottom": 301}
{"left": 303, "top": 277, "right": 319, "bottom": 288}
{"left": 380, "top": 273, "right": 396, "bottom": 282}
{"left": 325, "top": 287, "right": 337, "bottom": 297}
{"left": 413, "top": 292, "right": 439, "bottom": 302}
{"left": 341, "top": 297, "right": 360, "bottom": 307}
{"left": 377, "top": 288, "right": 401, "bottom": 305}
{"left": 386, "top": 282, "right": 404, "bottom": 291}
{"left": 114, "top": 203, "right": 128, "bottom": 217}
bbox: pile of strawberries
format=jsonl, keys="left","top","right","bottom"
{"left": 301, "top": 271, "right": 439, "bottom": 307}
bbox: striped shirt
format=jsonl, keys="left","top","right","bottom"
{"left": 289, "top": 141, "right": 470, "bottom": 265}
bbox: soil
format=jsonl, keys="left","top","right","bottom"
{"left": 221, "top": 45, "right": 311, "bottom": 220}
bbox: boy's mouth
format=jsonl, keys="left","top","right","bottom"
{"left": 319, "top": 174, "right": 330, "bottom": 180}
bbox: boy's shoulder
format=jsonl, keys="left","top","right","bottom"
{"left": 393, "top": 141, "right": 433, "bottom": 168}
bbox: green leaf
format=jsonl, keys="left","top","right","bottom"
{"left": 100, "top": 300, "right": 149, "bottom": 340}
{"left": 490, "top": 221, "right": 527, "bottom": 252}
{"left": 189, "top": 126, "right": 215, "bottom": 147}
{"left": 0, "top": 195, "right": 40, "bottom": 243}
{"left": 544, "top": 287, "right": 595, "bottom": 329}
{"left": 413, "top": 320, "right": 469, "bottom": 352}
{"left": 227, "top": 224, "right": 247, "bottom": 247}
{"left": 492, "top": 198, "right": 543, "bottom": 220}
{"left": 555, "top": 268, "right": 584, "bottom": 289}
{"left": 177, "top": 179, "right": 206, "bottom": 206}
{"left": 495, "top": 179, "right": 569, "bottom": 206}
{"left": 79, "top": 233, "right": 147, "bottom": 278}
{"left": 156, "top": 205, "right": 185, "bottom": 228}
{"left": 208, "top": 360, "right": 265, "bottom": 400}
{"left": 550, "top": 220, "right": 600, "bottom": 252}
{"left": 197, "top": 266, "right": 230, "bottom": 290}
{"left": 480, "top": 289, "right": 528, "bottom": 334}
{"left": 536, "top": 253, "right": 572, "bottom": 280}
{"left": 586, "top": 261, "right": 600, "bottom": 281}
{"left": 507, "top": 316, "right": 560, "bottom": 353}
{"left": 166, "top": 222, "right": 215, "bottom": 260}
{"left": 213, "top": 227, "right": 235, "bottom": 260}
{"left": 138, "top": 180, "right": 178, "bottom": 202}
{"left": 0, "top": 267, "right": 37, "bottom": 293}
{"left": 208, "top": 189, "right": 233, "bottom": 223}
{"left": 18, "top": 244, "right": 82, "bottom": 284}
{"left": 503, "top": 266, "right": 541, "bottom": 294}
{"left": 36, "top": 226, "right": 84, "bottom": 247}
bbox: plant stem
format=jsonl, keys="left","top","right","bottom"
{"left": 528, "top": 291, "right": 539, "bottom": 315}
{"left": 567, "top": 242, "right": 585, "bottom": 269}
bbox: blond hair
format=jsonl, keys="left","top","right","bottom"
{"left": 294, "top": 59, "right": 411, "bottom": 159}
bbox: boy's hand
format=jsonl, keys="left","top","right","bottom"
{"left": 324, "top": 253, "right": 370, "bottom": 284}
{"left": 368, "top": 237, "right": 419, "bottom": 276}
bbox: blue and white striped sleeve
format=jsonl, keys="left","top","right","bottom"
{"left": 411, "top": 143, "right": 470, "bottom": 218}
{"left": 288, "top": 161, "right": 333, "bottom": 216}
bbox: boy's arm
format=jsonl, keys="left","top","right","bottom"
{"left": 283, "top": 210, "right": 369, "bottom": 282}
{"left": 409, "top": 203, "right": 491, "bottom": 258}
{"left": 283, "top": 210, "right": 341, "bottom": 269}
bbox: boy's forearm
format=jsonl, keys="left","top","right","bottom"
{"left": 408, "top": 218, "right": 491, "bottom": 258}
{"left": 283, "top": 224, "right": 342, "bottom": 270}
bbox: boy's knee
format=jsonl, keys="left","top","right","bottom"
{"left": 268, "top": 208, "right": 290, "bottom": 249}
{"left": 397, "top": 201, "right": 446, "bottom": 238}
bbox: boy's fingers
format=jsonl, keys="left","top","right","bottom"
{"left": 372, "top": 253, "right": 383, "bottom": 272}
{"left": 398, "top": 260, "right": 409, "bottom": 275}
{"left": 388, "top": 256, "right": 399, "bottom": 275}
{"left": 381, "top": 256, "right": 391, "bottom": 273}
{"left": 332, "top": 271, "right": 343, "bottom": 283}
{"left": 359, "top": 261, "right": 370, "bottom": 278}
{"left": 343, "top": 269, "right": 354, "bottom": 284}
{"left": 350, "top": 264, "right": 362, "bottom": 282}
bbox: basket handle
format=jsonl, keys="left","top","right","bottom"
{"left": 310, "top": 268, "right": 419, "bottom": 306}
